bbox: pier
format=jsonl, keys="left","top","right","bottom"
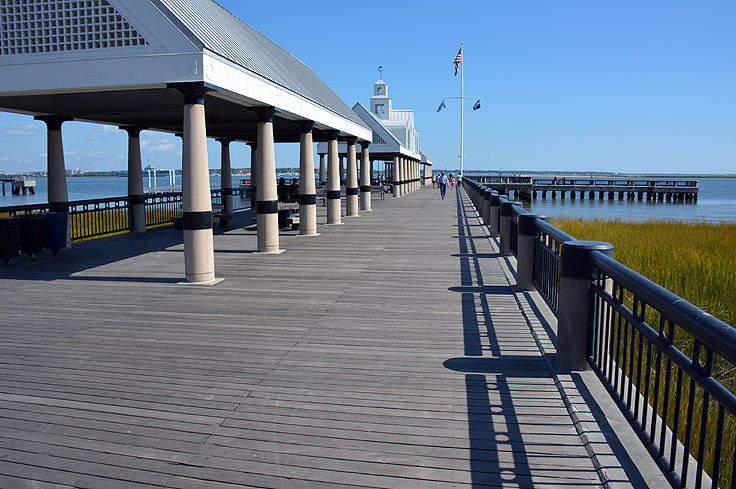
{"left": 1, "top": 177, "right": 36, "bottom": 196}
{"left": 473, "top": 175, "right": 698, "bottom": 203}
{"left": 0, "top": 187, "right": 673, "bottom": 488}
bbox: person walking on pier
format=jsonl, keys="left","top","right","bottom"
{"left": 438, "top": 171, "right": 448, "bottom": 199}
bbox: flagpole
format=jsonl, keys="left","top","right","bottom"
{"left": 460, "top": 41, "right": 464, "bottom": 179}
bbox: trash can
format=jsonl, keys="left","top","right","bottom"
{"left": 20, "top": 214, "right": 46, "bottom": 261}
{"left": 45, "top": 211, "right": 68, "bottom": 254}
{"left": 0, "top": 216, "right": 21, "bottom": 265}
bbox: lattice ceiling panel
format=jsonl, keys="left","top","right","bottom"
{"left": 0, "top": 0, "right": 148, "bottom": 55}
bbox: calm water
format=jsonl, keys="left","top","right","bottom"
{"left": 0, "top": 175, "right": 225, "bottom": 207}
{"left": 523, "top": 177, "right": 736, "bottom": 223}
{"left": 2, "top": 175, "right": 735, "bottom": 223}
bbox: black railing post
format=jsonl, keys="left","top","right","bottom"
{"left": 517, "top": 214, "right": 547, "bottom": 291}
{"left": 489, "top": 193, "right": 501, "bottom": 237}
{"left": 482, "top": 189, "right": 491, "bottom": 225}
{"left": 500, "top": 200, "right": 520, "bottom": 256}
{"left": 557, "top": 241, "right": 614, "bottom": 370}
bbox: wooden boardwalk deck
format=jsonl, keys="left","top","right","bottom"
{"left": 0, "top": 187, "right": 641, "bottom": 488}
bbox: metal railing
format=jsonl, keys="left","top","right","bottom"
{"left": 533, "top": 219, "right": 574, "bottom": 314}
{"left": 0, "top": 188, "right": 249, "bottom": 242}
{"left": 462, "top": 177, "right": 736, "bottom": 489}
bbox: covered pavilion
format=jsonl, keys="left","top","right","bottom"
{"left": 0, "top": 0, "right": 371, "bottom": 283}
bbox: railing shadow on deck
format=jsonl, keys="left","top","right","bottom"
{"left": 442, "top": 189, "right": 563, "bottom": 488}
{"left": 455, "top": 185, "right": 658, "bottom": 488}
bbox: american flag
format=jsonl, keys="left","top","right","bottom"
{"left": 453, "top": 47, "right": 462, "bottom": 76}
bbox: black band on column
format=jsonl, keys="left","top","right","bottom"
{"left": 49, "top": 202, "right": 69, "bottom": 213}
{"left": 346, "top": 187, "right": 359, "bottom": 196}
{"left": 129, "top": 194, "right": 145, "bottom": 205}
{"left": 221, "top": 188, "right": 233, "bottom": 196}
{"left": 183, "top": 211, "right": 212, "bottom": 230}
{"left": 257, "top": 200, "right": 278, "bottom": 214}
{"left": 326, "top": 190, "right": 341, "bottom": 200}
{"left": 360, "top": 185, "right": 371, "bottom": 193}
{"left": 299, "top": 194, "right": 317, "bottom": 205}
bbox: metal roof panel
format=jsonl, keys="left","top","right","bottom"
{"left": 157, "top": 0, "right": 367, "bottom": 128}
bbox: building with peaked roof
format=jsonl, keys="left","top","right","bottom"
{"left": 316, "top": 77, "right": 432, "bottom": 195}
{"left": 0, "top": 0, "right": 372, "bottom": 283}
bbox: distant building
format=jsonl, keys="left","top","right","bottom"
{"left": 317, "top": 76, "right": 430, "bottom": 173}
{"left": 368, "top": 77, "right": 419, "bottom": 154}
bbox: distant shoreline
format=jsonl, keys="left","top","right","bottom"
{"left": 3, "top": 171, "right": 736, "bottom": 179}
{"left": 461, "top": 172, "right": 736, "bottom": 179}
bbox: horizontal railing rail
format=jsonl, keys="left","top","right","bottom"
{"left": 0, "top": 188, "right": 250, "bottom": 242}
{"left": 462, "top": 177, "right": 735, "bottom": 489}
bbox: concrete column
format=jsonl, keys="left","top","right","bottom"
{"left": 298, "top": 122, "right": 318, "bottom": 236}
{"left": 122, "top": 127, "right": 145, "bottom": 233}
{"left": 413, "top": 161, "right": 418, "bottom": 191}
{"left": 217, "top": 138, "right": 233, "bottom": 225}
{"left": 345, "top": 137, "right": 359, "bottom": 217}
{"left": 36, "top": 116, "right": 70, "bottom": 246}
{"left": 401, "top": 157, "right": 408, "bottom": 195}
{"left": 318, "top": 153, "right": 326, "bottom": 185}
{"left": 36, "top": 116, "right": 69, "bottom": 208}
{"left": 393, "top": 156, "right": 401, "bottom": 198}
{"left": 254, "top": 107, "right": 281, "bottom": 253}
{"left": 359, "top": 141, "right": 372, "bottom": 212}
{"left": 558, "top": 241, "right": 614, "bottom": 370}
{"left": 248, "top": 142, "right": 258, "bottom": 211}
{"left": 517, "top": 214, "right": 548, "bottom": 290}
{"left": 406, "top": 160, "right": 411, "bottom": 193}
{"left": 401, "top": 158, "right": 407, "bottom": 195}
{"left": 339, "top": 155, "right": 345, "bottom": 187}
{"left": 179, "top": 87, "right": 217, "bottom": 283}
{"left": 326, "top": 133, "right": 342, "bottom": 224}
{"left": 407, "top": 160, "right": 412, "bottom": 192}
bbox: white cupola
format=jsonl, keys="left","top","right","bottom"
{"left": 370, "top": 78, "right": 392, "bottom": 119}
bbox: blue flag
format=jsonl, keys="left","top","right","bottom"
{"left": 473, "top": 99, "right": 481, "bottom": 110}
{"left": 437, "top": 100, "right": 446, "bottom": 112}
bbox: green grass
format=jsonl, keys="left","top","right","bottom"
{"left": 551, "top": 218, "right": 736, "bottom": 486}
{"left": 551, "top": 218, "right": 736, "bottom": 327}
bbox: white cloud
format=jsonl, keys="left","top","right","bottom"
{"left": 155, "top": 143, "right": 175, "bottom": 152}
{"left": 5, "top": 124, "right": 39, "bottom": 136}
{"left": 64, "top": 150, "right": 78, "bottom": 156}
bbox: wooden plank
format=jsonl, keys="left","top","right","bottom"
{"left": 0, "top": 188, "right": 605, "bottom": 488}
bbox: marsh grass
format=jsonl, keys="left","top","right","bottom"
{"left": 553, "top": 218, "right": 736, "bottom": 486}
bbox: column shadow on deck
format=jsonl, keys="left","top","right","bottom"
{"left": 0, "top": 212, "right": 257, "bottom": 282}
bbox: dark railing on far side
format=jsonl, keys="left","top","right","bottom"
{"left": 463, "top": 177, "right": 736, "bottom": 489}
{"left": 0, "top": 188, "right": 249, "bottom": 242}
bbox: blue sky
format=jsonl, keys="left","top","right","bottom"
{"left": 1, "top": 0, "right": 734, "bottom": 174}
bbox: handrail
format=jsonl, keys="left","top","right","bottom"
{"left": 0, "top": 188, "right": 249, "bottom": 242}
{"left": 591, "top": 250, "right": 736, "bottom": 366}
{"left": 535, "top": 218, "right": 575, "bottom": 244}
{"left": 463, "top": 176, "right": 735, "bottom": 488}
